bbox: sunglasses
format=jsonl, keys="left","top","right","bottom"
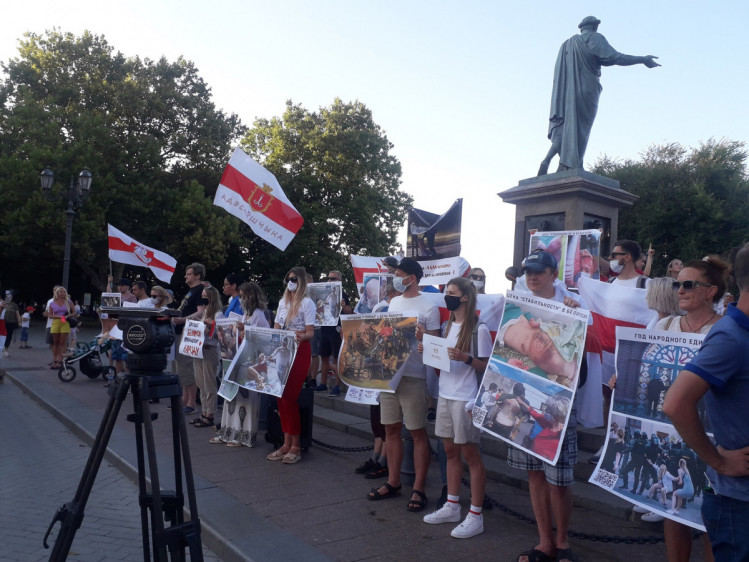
{"left": 470, "top": 274, "right": 486, "bottom": 281}
{"left": 286, "top": 277, "right": 298, "bottom": 284}
{"left": 672, "top": 280, "right": 713, "bottom": 291}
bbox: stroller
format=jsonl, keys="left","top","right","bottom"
{"left": 58, "top": 335, "right": 117, "bottom": 383}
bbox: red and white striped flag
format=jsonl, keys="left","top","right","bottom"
{"left": 107, "top": 225, "right": 177, "bottom": 284}
{"left": 214, "top": 148, "right": 304, "bottom": 251}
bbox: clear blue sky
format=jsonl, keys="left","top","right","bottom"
{"left": 3, "top": 1, "right": 747, "bottom": 291}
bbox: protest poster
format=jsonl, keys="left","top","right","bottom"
{"left": 354, "top": 274, "right": 392, "bottom": 314}
{"left": 215, "top": 318, "right": 239, "bottom": 370}
{"left": 338, "top": 312, "right": 418, "bottom": 392}
{"left": 349, "top": 254, "right": 401, "bottom": 292}
{"left": 589, "top": 327, "right": 709, "bottom": 531}
{"left": 407, "top": 199, "right": 462, "bottom": 260}
{"left": 417, "top": 256, "right": 468, "bottom": 287}
{"left": 345, "top": 386, "right": 380, "bottom": 405}
{"left": 100, "top": 293, "right": 121, "bottom": 308}
{"left": 222, "top": 327, "right": 297, "bottom": 397}
{"left": 179, "top": 319, "right": 205, "bottom": 359}
{"left": 218, "top": 379, "right": 240, "bottom": 402}
{"left": 472, "top": 291, "right": 589, "bottom": 465}
{"left": 529, "top": 229, "right": 601, "bottom": 289}
{"left": 307, "top": 281, "right": 342, "bottom": 326}
{"left": 422, "top": 334, "right": 450, "bottom": 372}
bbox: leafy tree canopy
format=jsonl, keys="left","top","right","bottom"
{"left": 591, "top": 139, "right": 749, "bottom": 276}
{"left": 0, "top": 30, "right": 244, "bottom": 302}
{"left": 240, "top": 99, "right": 412, "bottom": 298}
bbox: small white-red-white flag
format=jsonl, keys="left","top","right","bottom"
{"left": 107, "top": 225, "right": 177, "bottom": 284}
{"left": 214, "top": 148, "right": 304, "bottom": 251}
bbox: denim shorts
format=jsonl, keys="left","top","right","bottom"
{"left": 702, "top": 490, "right": 749, "bottom": 561}
{"left": 110, "top": 340, "right": 128, "bottom": 361}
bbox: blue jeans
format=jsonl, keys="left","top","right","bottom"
{"left": 702, "top": 491, "right": 749, "bottom": 561}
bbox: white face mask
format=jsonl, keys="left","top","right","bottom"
{"left": 392, "top": 275, "right": 411, "bottom": 293}
{"left": 150, "top": 297, "right": 160, "bottom": 306}
{"left": 472, "top": 280, "right": 484, "bottom": 290}
{"left": 609, "top": 259, "right": 624, "bottom": 274}
{"left": 287, "top": 281, "right": 298, "bottom": 292}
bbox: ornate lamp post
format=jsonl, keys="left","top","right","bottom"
{"left": 40, "top": 167, "right": 93, "bottom": 289}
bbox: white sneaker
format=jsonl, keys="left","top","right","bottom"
{"left": 641, "top": 511, "right": 665, "bottom": 522}
{"left": 451, "top": 512, "right": 483, "bottom": 539}
{"left": 423, "top": 503, "right": 461, "bottom": 524}
{"left": 632, "top": 505, "right": 649, "bottom": 514}
{"left": 2, "top": 350, "right": 8, "bottom": 358}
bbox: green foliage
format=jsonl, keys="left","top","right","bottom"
{"left": 591, "top": 139, "right": 749, "bottom": 275}
{"left": 0, "top": 30, "right": 244, "bottom": 301}
{"left": 240, "top": 99, "right": 412, "bottom": 298}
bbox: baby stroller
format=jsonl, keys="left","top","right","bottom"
{"left": 59, "top": 336, "right": 117, "bottom": 383}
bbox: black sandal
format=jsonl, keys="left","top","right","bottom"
{"left": 406, "top": 489, "right": 427, "bottom": 512}
{"left": 367, "top": 482, "right": 401, "bottom": 501}
{"left": 364, "top": 462, "right": 388, "bottom": 479}
{"left": 192, "top": 417, "right": 214, "bottom": 427}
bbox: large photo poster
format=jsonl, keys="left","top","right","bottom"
{"left": 472, "top": 291, "right": 589, "bottom": 464}
{"left": 215, "top": 317, "right": 239, "bottom": 370}
{"left": 307, "top": 281, "right": 343, "bottom": 326}
{"left": 529, "top": 229, "right": 601, "bottom": 289}
{"left": 354, "top": 274, "right": 392, "bottom": 314}
{"left": 222, "top": 327, "right": 298, "bottom": 397}
{"left": 589, "top": 327, "right": 709, "bottom": 531}
{"left": 406, "top": 198, "right": 462, "bottom": 260}
{"left": 338, "top": 312, "right": 418, "bottom": 392}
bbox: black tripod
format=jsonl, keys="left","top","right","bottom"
{"left": 43, "top": 370, "right": 203, "bottom": 561}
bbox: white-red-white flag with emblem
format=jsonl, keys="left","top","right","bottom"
{"left": 214, "top": 148, "right": 304, "bottom": 251}
{"left": 107, "top": 225, "right": 177, "bottom": 284}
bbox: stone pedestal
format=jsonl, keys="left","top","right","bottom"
{"left": 498, "top": 169, "right": 638, "bottom": 268}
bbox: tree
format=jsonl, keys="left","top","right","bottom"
{"left": 591, "top": 139, "right": 749, "bottom": 275}
{"left": 0, "top": 30, "right": 244, "bottom": 302}
{"left": 240, "top": 99, "right": 412, "bottom": 298}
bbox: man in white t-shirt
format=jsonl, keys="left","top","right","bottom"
{"left": 367, "top": 258, "right": 440, "bottom": 513}
{"left": 609, "top": 240, "right": 649, "bottom": 289}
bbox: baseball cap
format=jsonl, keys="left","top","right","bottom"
{"left": 395, "top": 257, "right": 423, "bottom": 280}
{"left": 522, "top": 251, "right": 558, "bottom": 273}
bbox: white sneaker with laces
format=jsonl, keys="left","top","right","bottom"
{"left": 451, "top": 512, "right": 483, "bottom": 538}
{"left": 423, "top": 503, "right": 461, "bottom": 524}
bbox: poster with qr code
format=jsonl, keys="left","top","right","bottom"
{"left": 589, "top": 327, "right": 711, "bottom": 531}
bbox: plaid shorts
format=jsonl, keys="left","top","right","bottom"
{"left": 507, "top": 405, "right": 578, "bottom": 487}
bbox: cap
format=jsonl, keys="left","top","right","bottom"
{"left": 395, "top": 257, "right": 423, "bottom": 280}
{"left": 26, "top": 306, "right": 35, "bottom": 312}
{"left": 522, "top": 251, "right": 558, "bottom": 273}
{"left": 383, "top": 256, "right": 399, "bottom": 269}
{"left": 117, "top": 278, "right": 132, "bottom": 287}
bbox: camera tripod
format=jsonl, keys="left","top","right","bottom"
{"left": 44, "top": 371, "right": 203, "bottom": 561}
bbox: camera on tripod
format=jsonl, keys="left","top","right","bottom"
{"left": 100, "top": 307, "right": 181, "bottom": 373}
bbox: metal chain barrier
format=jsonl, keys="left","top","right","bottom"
{"left": 310, "top": 438, "right": 373, "bottom": 453}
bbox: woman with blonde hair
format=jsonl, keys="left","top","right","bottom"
{"left": 420, "top": 276, "right": 491, "bottom": 539}
{"left": 266, "top": 266, "right": 315, "bottom": 464}
{"left": 149, "top": 286, "right": 173, "bottom": 308}
{"left": 645, "top": 277, "right": 682, "bottom": 329}
{"left": 666, "top": 259, "right": 684, "bottom": 280}
{"left": 47, "top": 286, "right": 73, "bottom": 369}
{"left": 190, "top": 285, "right": 222, "bottom": 428}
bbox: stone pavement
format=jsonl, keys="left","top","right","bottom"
{"left": 0, "top": 323, "right": 710, "bottom": 561}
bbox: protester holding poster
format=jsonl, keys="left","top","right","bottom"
{"left": 212, "top": 282, "right": 271, "bottom": 448}
{"left": 189, "top": 286, "right": 223, "bottom": 429}
{"left": 266, "top": 267, "right": 315, "bottom": 465}
{"left": 420, "top": 277, "right": 490, "bottom": 539}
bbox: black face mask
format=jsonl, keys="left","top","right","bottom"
{"left": 200, "top": 298, "right": 209, "bottom": 306}
{"left": 444, "top": 295, "right": 463, "bottom": 311}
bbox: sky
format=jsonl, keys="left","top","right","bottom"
{"left": 3, "top": 1, "right": 748, "bottom": 292}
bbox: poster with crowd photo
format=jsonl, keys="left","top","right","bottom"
{"left": 407, "top": 199, "right": 462, "bottom": 261}
{"left": 222, "top": 327, "right": 297, "bottom": 398}
{"left": 589, "top": 327, "right": 709, "bottom": 531}
{"left": 472, "top": 292, "right": 589, "bottom": 465}
{"left": 338, "top": 312, "right": 418, "bottom": 392}
{"left": 354, "top": 274, "right": 392, "bottom": 314}
{"left": 307, "top": 281, "right": 343, "bottom": 326}
{"left": 215, "top": 318, "right": 239, "bottom": 370}
{"left": 529, "top": 229, "right": 601, "bottom": 289}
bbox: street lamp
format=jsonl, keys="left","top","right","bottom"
{"left": 40, "top": 166, "right": 94, "bottom": 290}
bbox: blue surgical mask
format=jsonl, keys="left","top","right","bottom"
{"left": 393, "top": 275, "right": 411, "bottom": 293}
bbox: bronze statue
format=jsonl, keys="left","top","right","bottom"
{"left": 538, "top": 16, "right": 660, "bottom": 176}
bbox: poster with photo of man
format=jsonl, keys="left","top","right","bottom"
{"left": 472, "top": 292, "right": 588, "bottom": 464}
{"left": 222, "top": 327, "right": 297, "bottom": 398}
{"left": 307, "top": 281, "right": 343, "bottom": 326}
{"left": 529, "top": 229, "right": 601, "bottom": 289}
{"left": 590, "top": 327, "right": 710, "bottom": 531}
{"left": 215, "top": 318, "right": 238, "bottom": 370}
{"left": 338, "top": 312, "right": 418, "bottom": 392}
{"left": 354, "top": 274, "right": 391, "bottom": 314}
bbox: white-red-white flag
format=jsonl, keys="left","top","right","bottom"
{"left": 107, "top": 225, "right": 177, "bottom": 284}
{"left": 214, "top": 148, "right": 304, "bottom": 251}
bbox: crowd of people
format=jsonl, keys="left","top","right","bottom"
{"left": 3, "top": 238, "right": 748, "bottom": 562}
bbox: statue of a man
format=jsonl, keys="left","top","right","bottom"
{"left": 538, "top": 16, "right": 660, "bottom": 176}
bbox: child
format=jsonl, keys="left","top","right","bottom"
{"left": 19, "top": 306, "right": 33, "bottom": 349}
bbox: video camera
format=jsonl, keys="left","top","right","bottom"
{"left": 100, "top": 307, "right": 181, "bottom": 373}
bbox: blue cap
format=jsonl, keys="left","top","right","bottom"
{"left": 522, "top": 251, "right": 558, "bottom": 273}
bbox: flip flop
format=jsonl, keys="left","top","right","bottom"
{"left": 267, "top": 449, "right": 287, "bottom": 461}
{"left": 367, "top": 482, "right": 402, "bottom": 500}
{"left": 282, "top": 452, "right": 302, "bottom": 464}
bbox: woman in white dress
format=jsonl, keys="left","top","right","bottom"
{"left": 211, "top": 282, "right": 269, "bottom": 447}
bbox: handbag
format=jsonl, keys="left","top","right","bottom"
{"left": 67, "top": 317, "right": 79, "bottom": 329}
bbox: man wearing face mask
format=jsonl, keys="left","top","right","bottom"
{"left": 609, "top": 240, "right": 649, "bottom": 289}
{"left": 367, "top": 258, "right": 441, "bottom": 513}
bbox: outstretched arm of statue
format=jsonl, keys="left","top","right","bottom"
{"left": 615, "top": 54, "right": 660, "bottom": 68}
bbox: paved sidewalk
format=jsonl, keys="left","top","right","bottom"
{"left": 0, "top": 324, "right": 708, "bottom": 561}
